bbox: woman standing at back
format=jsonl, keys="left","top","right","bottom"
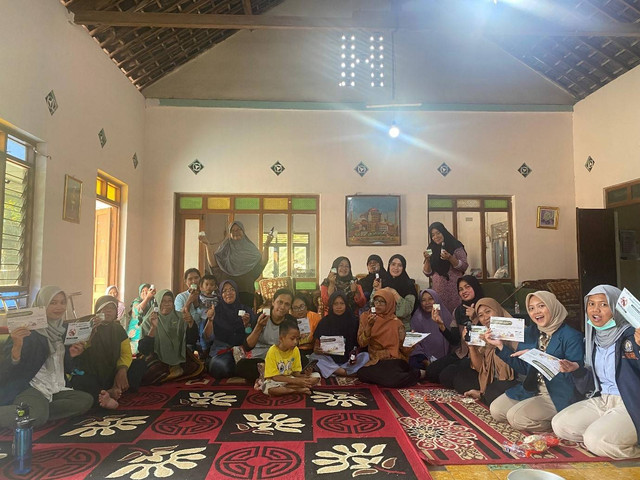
{"left": 422, "top": 222, "right": 468, "bottom": 314}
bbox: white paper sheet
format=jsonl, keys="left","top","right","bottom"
{"left": 489, "top": 316, "right": 525, "bottom": 342}
{"left": 617, "top": 288, "right": 640, "bottom": 329}
{"left": 6, "top": 307, "right": 48, "bottom": 332}
{"left": 319, "top": 335, "right": 345, "bottom": 355}
{"left": 518, "top": 348, "right": 561, "bottom": 381}
{"left": 297, "top": 317, "right": 311, "bottom": 335}
{"left": 64, "top": 320, "right": 94, "bottom": 345}
{"left": 403, "top": 332, "right": 430, "bottom": 348}
{"left": 468, "top": 326, "right": 487, "bottom": 347}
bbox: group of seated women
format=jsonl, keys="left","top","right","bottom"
{"left": 1, "top": 222, "right": 639, "bottom": 460}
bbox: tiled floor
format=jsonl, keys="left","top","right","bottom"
{"left": 427, "top": 460, "right": 640, "bottom": 480}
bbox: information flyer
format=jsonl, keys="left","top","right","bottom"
{"left": 518, "top": 348, "right": 562, "bottom": 381}
{"left": 617, "top": 288, "right": 640, "bottom": 329}
{"left": 6, "top": 307, "right": 48, "bottom": 333}
{"left": 403, "top": 332, "right": 430, "bottom": 348}
{"left": 468, "top": 326, "right": 487, "bottom": 346}
{"left": 489, "top": 316, "right": 525, "bottom": 342}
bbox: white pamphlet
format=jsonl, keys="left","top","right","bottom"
{"left": 518, "top": 348, "right": 561, "bottom": 381}
{"left": 6, "top": 307, "right": 48, "bottom": 333}
{"left": 403, "top": 332, "right": 430, "bottom": 348}
{"left": 297, "top": 317, "right": 311, "bottom": 335}
{"left": 489, "top": 316, "right": 525, "bottom": 342}
{"left": 468, "top": 326, "right": 487, "bottom": 347}
{"left": 320, "top": 335, "right": 346, "bottom": 355}
{"left": 64, "top": 319, "right": 94, "bottom": 345}
{"left": 616, "top": 288, "right": 640, "bottom": 329}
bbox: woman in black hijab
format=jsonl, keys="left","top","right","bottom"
{"left": 358, "top": 255, "right": 389, "bottom": 302}
{"left": 320, "top": 256, "right": 366, "bottom": 316}
{"left": 422, "top": 222, "right": 469, "bottom": 313}
{"left": 374, "top": 254, "right": 416, "bottom": 331}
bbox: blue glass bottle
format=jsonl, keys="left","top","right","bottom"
{"left": 12, "top": 403, "right": 32, "bottom": 475}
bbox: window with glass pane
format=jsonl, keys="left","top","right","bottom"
{"left": 428, "top": 195, "right": 513, "bottom": 280}
{"left": 0, "top": 130, "right": 34, "bottom": 288}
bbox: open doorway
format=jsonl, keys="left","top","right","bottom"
{"left": 93, "top": 175, "right": 121, "bottom": 306}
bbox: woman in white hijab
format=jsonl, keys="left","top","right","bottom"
{"left": 0, "top": 286, "right": 93, "bottom": 428}
{"left": 552, "top": 285, "right": 640, "bottom": 459}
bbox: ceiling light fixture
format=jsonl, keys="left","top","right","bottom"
{"left": 388, "top": 122, "right": 400, "bottom": 138}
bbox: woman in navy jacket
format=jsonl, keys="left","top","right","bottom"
{"left": 552, "top": 285, "right": 640, "bottom": 458}
{"left": 485, "top": 290, "right": 584, "bottom": 432}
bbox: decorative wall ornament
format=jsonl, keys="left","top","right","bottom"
{"left": 98, "top": 129, "right": 107, "bottom": 148}
{"left": 132, "top": 153, "right": 138, "bottom": 169}
{"left": 354, "top": 162, "right": 369, "bottom": 177}
{"left": 63, "top": 174, "right": 83, "bottom": 223}
{"left": 536, "top": 206, "right": 559, "bottom": 229}
{"left": 437, "top": 163, "right": 451, "bottom": 177}
{"left": 271, "top": 161, "right": 285, "bottom": 176}
{"left": 188, "top": 159, "right": 204, "bottom": 175}
{"left": 584, "top": 156, "right": 595, "bottom": 172}
{"left": 45, "top": 90, "right": 58, "bottom": 116}
{"left": 517, "top": 163, "right": 532, "bottom": 178}
{"left": 345, "top": 195, "right": 401, "bottom": 246}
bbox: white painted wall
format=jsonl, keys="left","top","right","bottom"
{"left": 574, "top": 67, "right": 640, "bottom": 208}
{"left": 0, "top": 0, "right": 146, "bottom": 314}
{"left": 144, "top": 107, "right": 577, "bottom": 287}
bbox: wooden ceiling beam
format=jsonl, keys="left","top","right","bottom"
{"left": 242, "top": 0, "right": 252, "bottom": 15}
{"left": 72, "top": 10, "right": 640, "bottom": 37}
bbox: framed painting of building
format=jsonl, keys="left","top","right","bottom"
{"left": 345, "top": 195, "right": 401, "bottom": 246}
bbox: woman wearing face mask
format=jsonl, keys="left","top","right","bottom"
{"left": 372, "top": 254, "right": 416, "bottom": 331}
{"left": 443, "top": 298, "right": 517, "bottom": 406}
{"left": 424, "top": 275, "right": 484, "bottom": 384}
{"left": 422, "top": 222, "right": 468, "bottom": 314}
{"left": 0, "top": 286, "right": 93, "bottom": 429}
{"left": 68, "top": 295, "right": 147, "bottom": 409}
{"left": 139, "top": 289, "right": 203, "bottom": 383}
{"left": 356, "top": 289, "right": 426, "bottom": 387}
{"left": 552, "top": 285, "right": 640, "bottom": 459}
{"left": 309, "top": 292, "right": 369, "bottom": 378}
{"left": 358, "top": 255, "right": 389, "bottom": 303}
{"left": 486, "top": 291, "right": 584, "bottom": 432}
{"left": 320, "top": 257, "right": 366, "bottom": 316}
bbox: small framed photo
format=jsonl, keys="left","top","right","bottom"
{"left": 63, "top": 175, "right": 83, "bottom": 223}
{"left": 536, "top": 206, "right": 559, "bottom": 229}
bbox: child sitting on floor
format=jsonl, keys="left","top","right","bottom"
{"left": 262, "top": 319, "right": 320, "bottom": 396}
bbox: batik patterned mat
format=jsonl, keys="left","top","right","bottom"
{"left": 0, "top": 377, "right": 431, "bottom": 479}
{"left": 382, "top": 386, "right": 608, "bottom": 466}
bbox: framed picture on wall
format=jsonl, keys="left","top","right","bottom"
{"left": 536, "top": 206, "right": 559, "bottom": 229}
{"left": 63, "top": 174, "right": 82, "bottom": 223}
{"left": 345, "top": 195, "right": 401, "bottom": 246}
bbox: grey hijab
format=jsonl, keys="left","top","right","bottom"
{"left": 32, "top": 285, "right": 68, "bottom": 354}
{"left": 214, "top": 221, "right": 262, "bottom": 276}
{"left": 584, "top": 285, "right": 632, "bottom": 372}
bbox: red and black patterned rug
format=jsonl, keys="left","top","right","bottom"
{"left": 0, "top": 377, "right": 431, "bottom": 479}
{"left": 382, "top": 385, "right": 608, "bottom": 466}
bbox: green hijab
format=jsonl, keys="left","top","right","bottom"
{"left": 32, "top": 285, "right": 67, "bottom": 354}
{"left": 141, "top": 289, "right": 186, "bottom": 366}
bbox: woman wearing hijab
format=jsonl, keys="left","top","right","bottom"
{"left": 373, "top": 254, "right": 416, "bottom": 330}
{"left": 409, "top": 289, "right": 455, "bottom": 370}
{"left": 309, "top": 292, "right": 369, "bottom": 378}
{"left": 139, "top": 289, "right": 203, "bottom": 383}
{"left": 128, "top": 283, "right": 156, "bottom": 354}
{"left": 356, "top": 288, "right": 426, "bottom": 387}
{"left": 200, "top": 221, "right": 273, "bottom": 308}
{"left": 358, "top": 255, "right": 389, "bottom": 302}
{"left": 292, "top": 293, "right": 322, "bottom": 363}
{"left": 422, "top": 222, "right": 469, "bottom": 313}
{"left": 486, "top": 291, "right": 584, "bottom": 432}
{"left": 0, "top": 286, "right": 93, "bottom": 429}
{"left": 442, "top": 298, "right": 517, "bottom": 406}
{"left": 105, "top": 285, "right": 126, "bottom": 325}
{"left": 320, "top": 256, "right": 366, "bottom": 316}
{"left": 201, "top": 280, "right": 257, "bottom": 379}
{"left": 68, "top": 295, "right": 147, "bottom": 410}
{"left": 552, "top": 285, "right": 640, "bottom": 459}
{"left": 424, "top": 275, "right": 484, "bottom": 383}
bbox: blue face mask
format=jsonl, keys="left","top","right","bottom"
{"left": 588, "top": 318, "right": 617, "bottom": 330}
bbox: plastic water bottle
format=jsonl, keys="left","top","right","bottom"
{"left": 514, "top": 301, "right": 520, "bottom": 314}
{"left": 12, "top": 403, "right": 33, "bottom": 475}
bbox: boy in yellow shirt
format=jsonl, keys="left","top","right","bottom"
{"left": 262, "top": 319, "right": 321, "bottom": 396}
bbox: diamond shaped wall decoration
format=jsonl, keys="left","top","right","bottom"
{"left": 132, "top": 153, "right": 138, "bottom": 169}
{"left": 517, "top": 163, "right": 532, "bottom": 178}
{"left": 271, "top": 161, "right": 285, "bottom": 176}
{"left": 584, "top": 156, "right": 595, "bottom": 172}
{"left": 45, "top": 90, "right": 58, "bottom": 116}
{"left": 437, "top": 162, "right": 451, "bottom": 177}
{"left": 188, "top": 159, "right": 204, "bottom": 175}
{"left": 98, "top": 129, "right": 107, "bottom": 148}
{"left": 354, "top": 161, "right": 369, "bottom": 177}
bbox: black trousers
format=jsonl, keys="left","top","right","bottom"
{"left": 235, "top": 358, "right": 265, "bottom": 384}
{"left": 357, "top": 359, "right": 420, "bottom": 388}
{"left": 69, "top": 358, "right": 146, "bottom": 406}
{"left": 425, "top": 352, "right": 465, "bottom": 384}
